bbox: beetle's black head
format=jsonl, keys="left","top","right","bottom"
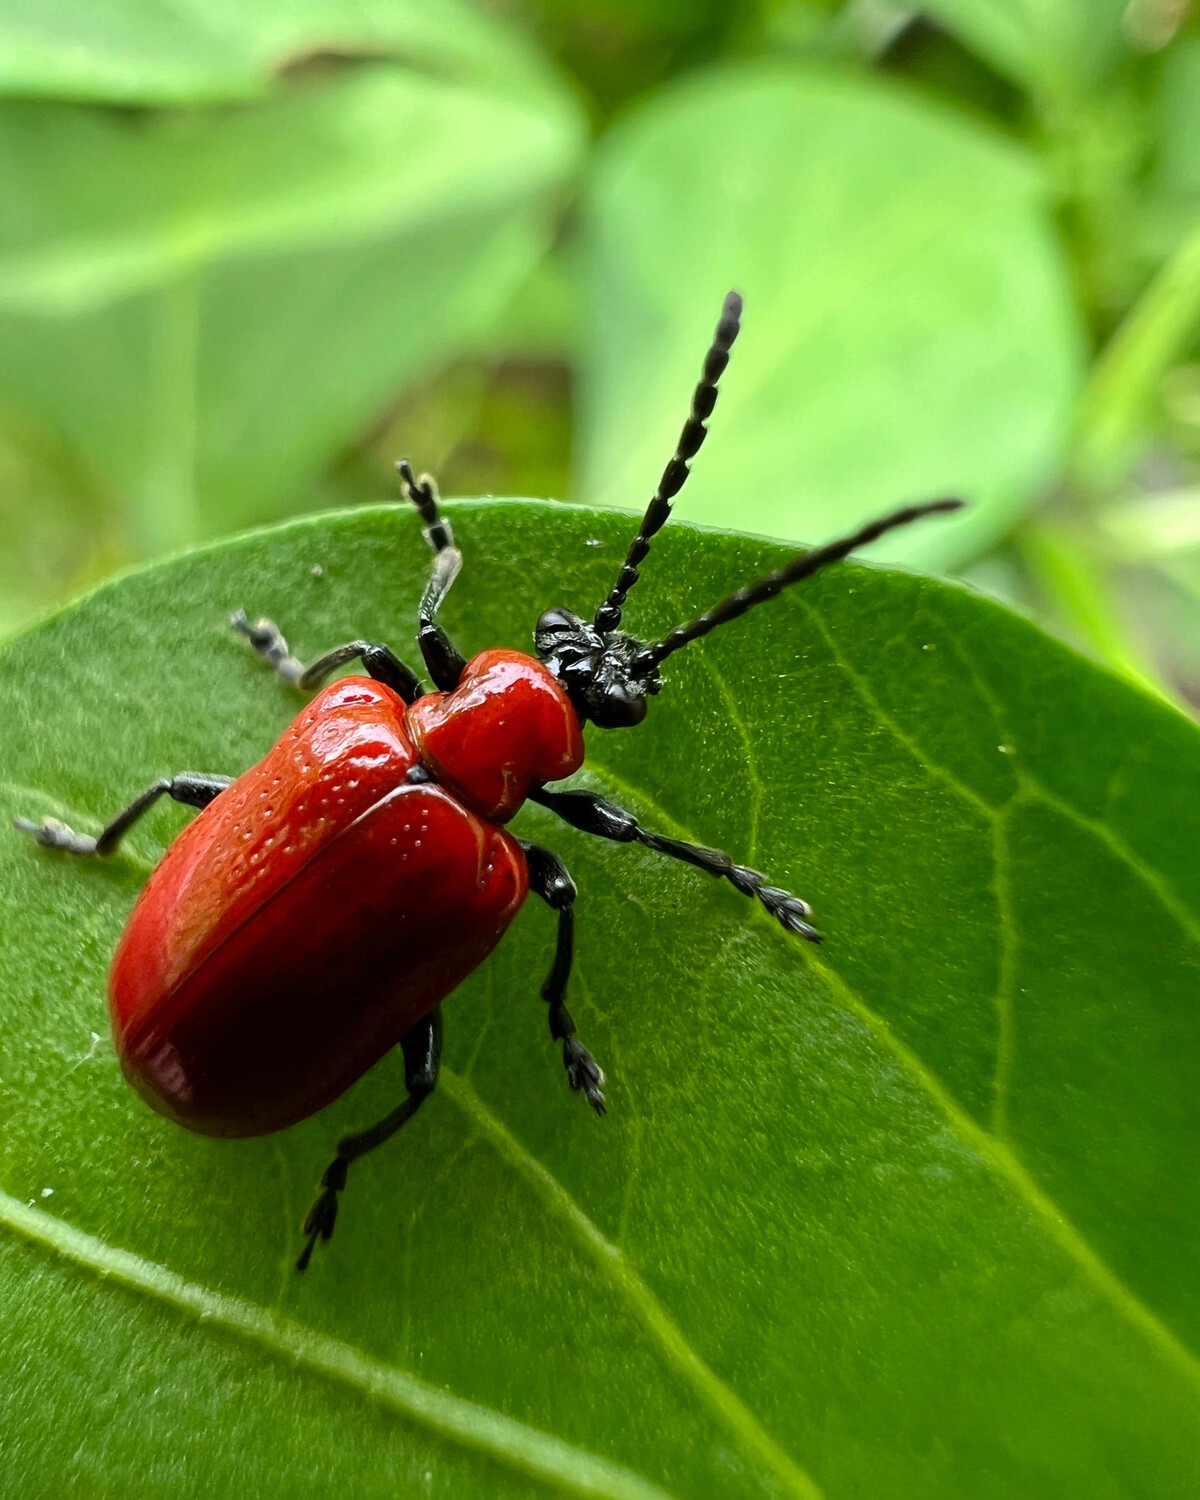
{"left": 536, "top": 608, "right": 662, "bottom": 729}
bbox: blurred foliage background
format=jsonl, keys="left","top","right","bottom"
{"left": 1, "top": 0, "right": 1199, "bottom": 706}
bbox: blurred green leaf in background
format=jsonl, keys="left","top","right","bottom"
{"left": 578, "top": 64, "right": 1081, "bottom": 568}
{"left": 2, "top": 0, "right": 1200, "bottom": 698}
{"left": 0, "top": 0, "right": 584, "bottom": 629}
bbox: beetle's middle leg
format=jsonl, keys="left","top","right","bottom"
{"left": 522, "top": 840, "right": 606, "bottom": 1114}
{"left": 230, "top": 612, "right": 423, "bottom": 703}
{"left": 14, "top": 773, "right": 233, "bottom": 858}
{"left": 297, "top": 1005, "right": 443, "bottom": 1271}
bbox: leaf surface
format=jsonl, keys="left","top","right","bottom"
{"left": 577, "top": 66, "right": 1083, "bottom": 569}
{"left": 1, "top": 502, "right": 1198, "bottom": 1498}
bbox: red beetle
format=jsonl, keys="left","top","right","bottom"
{"left": 16, "top": 293, "right": 960, "bottom": 1268}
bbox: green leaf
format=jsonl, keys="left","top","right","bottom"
{"left": 2, "top": 502, "right": 1198, "bottom": 1496}
{"left": 577, "top": 66, "right": 1084, "bottom": 570}
{"left": 0, "top": 0, "right": 561, "bottom": 106}
{"left": 918, "top": 0, "right": 1129, "bottom": 101}
{"left": 1158, "top": 36, "right": 1200, "bottom": 202}
{"left": 0, "top": 67, "right": 584, "bottom": 553}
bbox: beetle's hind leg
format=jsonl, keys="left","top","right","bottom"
{"left": 297, "top": 1006, "right": 443, "bottom": 1272}
{"left": 522, "top": 841, "right": 606, "bottom": 1114}
{"left": 230, "top": 612, "right": 423, "bottom": 704}
{"left": 14, "top": 773, "right": 233, "bottom": 858}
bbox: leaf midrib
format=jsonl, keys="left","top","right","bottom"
{"left": 0, "top": 1186, "right": 676, "bottom": 1500}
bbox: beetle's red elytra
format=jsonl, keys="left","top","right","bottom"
{"left": 111, "top": 656, "right": 577, "bottom": 1140}
{"left": 16, "top": 292, "right": 962, "bottom": 1270}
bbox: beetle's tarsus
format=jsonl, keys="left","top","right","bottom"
{"left": 564, "top": 1038, "right": 607, "bottom": 1115}
{"left": 293, "top": 1014, "right": 442, "bottom": 1271}
{"left": 296, "top": 1200, "right": 335, "bottom": 1271}
{"left": 13, "top": 816, "right": 100, "bottom": 857}
{"left": 757, "top": 885, "right": 822, "bottom": 943}
{"left": 296, "top": 1160, "right": 346, "bottom": 1269}
{"left": 231, "top": 607, "right": 281, "bottom": 655}
{"left": 740, "top": 876, "right": 811, "bottom": 919}
{"left": 231, "top": 608, "right": 306, "bottom": 684}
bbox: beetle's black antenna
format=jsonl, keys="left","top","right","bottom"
{"left": 593, "top": 290, "right": 743, "bottom": 634}
{"left": 633, "top": 498, "right": 964, "bottom": 671}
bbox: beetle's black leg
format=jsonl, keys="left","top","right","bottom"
{"left": 396, "top": 461, "right": 467, "bottom": 692}
{"left": 14, "top": 773, "right": 233, "bottom": 858}
{"left": 521, "top": 840, "right": 606, "bottom": 1114}
{"left": 234, "top": 460, "right": 465, "bottom": 699}
{"left": 230, "top": 612, "right": 423, "bottom": 703}
{"left": 529, "top": 786, "right": 822, "bottom": 943}
{"left": 297, "top": 1006, "right": 443, "bottom": 1271}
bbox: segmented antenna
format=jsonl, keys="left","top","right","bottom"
{"left": 593, "top": 290, "right": 743, "bottom": 634}
{"left": 633, "top": 498, "right": 964, "bottom": 671}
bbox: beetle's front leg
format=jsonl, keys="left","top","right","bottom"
{"left": 297, "top": 1006, "right": 443, "bottom": 1271}
{"left": 529, "top": 785, "right": 821, "bottom": 942}
{"left": 522, "top": 841, "right": 606, "bottom": 1114}
{"left": 14, "top": 773, "right": 233, "bottom": 858}
{"left": 396, "top": 461, "right": 467, "bottom": 692}
{"left": 230, "top": 612, "right": 423, "bottom": 703}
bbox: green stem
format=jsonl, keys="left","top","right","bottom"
{"left": 1073, "top": 213, "right": 1200, "bottom": 490}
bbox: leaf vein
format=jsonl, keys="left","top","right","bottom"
{"left": 1018, "top": 775, "right": 1200, "bottom": 948}
{"left": 796, "top": 600, "right": 999, "bottom": 820}
{"left": 579, "top": 763, "right": 1200, "bottom": 1396}
{"left": 438, "top": 1070, "right": 826, "bottom": 1500}
{"left": 0, "top": 1190, "right": 678, "bottom": 1500}
{"left": 660, "top": 581, "right": 764, "bottom": 864}
{"left": 988, "top": 817, "right": 1018, "bottom": 1140}
{"left": 701, "top": 652, "right": 764, "bottom": 865}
